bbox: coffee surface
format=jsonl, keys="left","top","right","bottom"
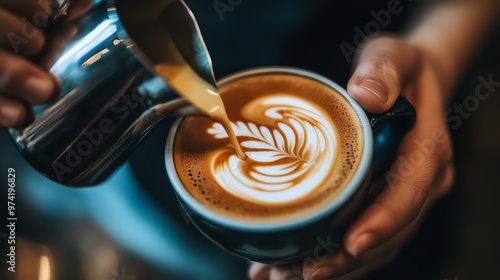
{"left": 173, "top": 73, "right": 364, "bottom": 221}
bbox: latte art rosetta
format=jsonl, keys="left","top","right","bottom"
{"left": 207, "top": 94, "right": 338, "bottom": 204}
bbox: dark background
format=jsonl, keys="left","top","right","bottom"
{"left": 1, "top": 0, "right": 500, "bottom": 279}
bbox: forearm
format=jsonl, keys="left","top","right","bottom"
{"left": 407, "top": 0, "right": 499, "bottom": 102}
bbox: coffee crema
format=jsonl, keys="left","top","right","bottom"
{"left": 173, "top": 73, "right": 364, "bottom": 221}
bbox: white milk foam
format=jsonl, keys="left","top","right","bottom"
{"left": 207, "top": 94, "right": 338, "bottom": 204}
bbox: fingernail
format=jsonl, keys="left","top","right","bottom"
{"left": 0, "top": 105, "right": 22, "bottom": 126}
{"left": 357, "top": 80, "right": 388, "bottom": 103}
{"left": 307, "top": 266, "right": 335, "bottom": 280}
{"left": 347, "top": 233, "right": 375, "bottom": 257}
{"left": 26, "top": 77, "right": 53, "bottom": 102}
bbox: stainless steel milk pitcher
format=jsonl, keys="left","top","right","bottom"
{"left": 9, "top": 0, "right": 213, "bottom": 186}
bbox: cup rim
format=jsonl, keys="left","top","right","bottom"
{"left": 165, "top": 66, "right": 373, "bottom": 232}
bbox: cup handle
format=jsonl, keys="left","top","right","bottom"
{"left": 365, "top": 96, "right": 416, "bottom": 178}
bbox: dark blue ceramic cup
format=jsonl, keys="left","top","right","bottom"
{"left": 166, "top": 67, "right": 416, "bottom": 263}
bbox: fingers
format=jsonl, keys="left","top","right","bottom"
{"left": 66, "top": 0, "right": 94, "bottom": 21}
{"left": 36, "top": 22, "right": 77, "bottom": 70}
{"left": 302, "top": 249, "right": 375, "bottom": 280}
{"left": 0, "top": 0, "right": 58, "bottom": 20}
{"left": 0, "top": 0, "right": 83, "bottom": 128}
{"left": 0, "top": 50, "right": 57, "bottom": 104}
{"left": 301, "top": 244, "right": 399, "bottom": 280}
{"left": 344, "top": 41, "right": 435, "bottom": 255}
{"left": 0, "top": 7, "right": 45, "bottom": 56}
{"left": 0, "top": 95, "right": 29, "bottom": 127}
{"left": 343, "top": 156, "right": 434, "bottom": 257}
{"left": 0, "top": 0, "right": 93, "bottom": 23}
{"left": 347, "top": 35, "right": 419, "bottom": 113}
{"left": 343, "top": 73, "right": 447, "bottom": 256}
{"left": 302, "top": 249, "right": 354, "bottom": 279}
{"left": 301, "top": 165, "right": 451, "bottom": 280}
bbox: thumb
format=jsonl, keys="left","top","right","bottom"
{"left": 347, "top": 36, "right": 419, "bottom": 113}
